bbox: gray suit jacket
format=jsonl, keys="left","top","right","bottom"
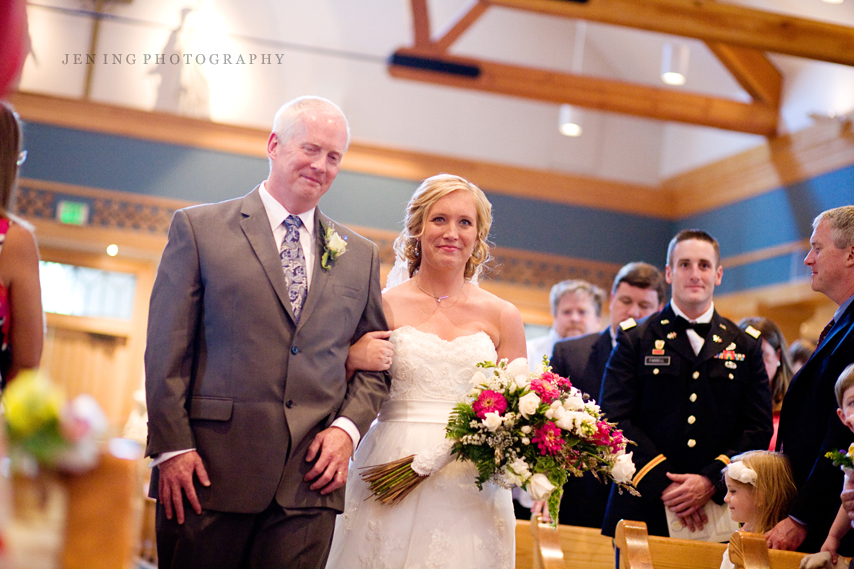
{"left": 145, "top": 187, "right": 390, "bottom": 514}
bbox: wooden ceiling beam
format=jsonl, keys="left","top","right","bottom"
{"left": 410, "top": 0, "right": 432, "bottom": 49}
{"left": 389, "top": 48, "right": 778, "bottom": 136}
{"left": 485, "top": 0, "right": 854, "bottom": 68}
{"left": 433, "top": 0, "right": 489, "bottom": 53}
{"left": 706, "top": 42, "right": 782, "bottom": 108}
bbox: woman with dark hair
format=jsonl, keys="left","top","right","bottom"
{"left": 0, "top": 101, "right": 43, "bottom": 386}
{"left": 738, "top": 316, "right": 793, "bottom": 450}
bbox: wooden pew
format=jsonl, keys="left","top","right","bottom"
{"left": 727, "top": 531, "right": 810, "bottom": 569}
{"left": 615, "top": 520, "right": 727, "bottom": 569}
{"left": 522, "top": 517, "right": 615, "bottom": 569}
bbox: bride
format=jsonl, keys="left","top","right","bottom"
{"left": 325, "top": 174, "right": 526, "bottom": 569}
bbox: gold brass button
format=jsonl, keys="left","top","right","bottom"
{"left": 653, "top": 368, "right": 660, "bottom": 375}
{"left": 692, "top": 371, "right": 700, "bottom": 379}
{"left": 687, "top": 439, "right": 696, "bottom": 448}
{"left": 689, "top": 393, "right": 697, "bottom": 402}
{"left": 688, "top": 415, "right": 696, "bottom": 424}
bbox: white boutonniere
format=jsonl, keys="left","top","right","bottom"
{"left": 321, "top": 224, "right": 347, "bottom": 270}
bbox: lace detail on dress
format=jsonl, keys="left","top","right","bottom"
{"left": 388, "top": 326, "right": 497, "bottom": 403}
{"left": 325, "top": 325, "right": 514, "bottom": 569}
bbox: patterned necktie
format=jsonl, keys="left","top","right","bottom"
{"left": 280, "top": 215, "right": 307, "bottom": 322}
{"left": 816, "top": 318, "right": 835, "bottom": 351}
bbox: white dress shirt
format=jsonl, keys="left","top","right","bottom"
{"left": 671, "top": 302, "right": 715, "bottom": 355}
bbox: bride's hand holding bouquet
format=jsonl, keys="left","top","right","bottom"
{"left": 361, "top": 356, "right": 638, "bottom": 524}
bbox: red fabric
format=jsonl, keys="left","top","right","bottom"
{"left": 768, "top": 410, "right": 780, "bottom": 451}
{"left": 0, "top": 0, "right": 28, "bottom": 97}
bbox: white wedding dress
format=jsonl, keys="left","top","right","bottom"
{"left": 325, "top": 325, "right": 515, "bottom": 569}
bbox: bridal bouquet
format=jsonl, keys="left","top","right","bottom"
{"left": 361, "top": 357, "right": 638, "bottom": 523}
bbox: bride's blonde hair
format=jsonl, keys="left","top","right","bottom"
{"left": 394, "top": 174, "right": 492, "bottom": 280}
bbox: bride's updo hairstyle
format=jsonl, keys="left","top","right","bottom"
{"left": 394, "top": 173, "right": 492, "bottom": 280}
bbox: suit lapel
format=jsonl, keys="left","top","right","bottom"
{"left": 589, "top": 331, "right": 612, "bottom": 378}
{"left": 239, "top": 188, "right": 297, "bottom": 323}
{"left": 792, "top": 303, "right": 854, "bottom": 390}
{"left": 295, "top": 211, "right": 332, "bottom": 329}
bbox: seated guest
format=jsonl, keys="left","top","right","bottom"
{"left": 517, "top": 278, "right": 604, "bottom": 518}
{"left": 548, "top": 261, "right": 666, "bottom": 527}
{"left": 789, "top": 338, "right": 815, "bottom": 374}
{"left": 738, "top": 317, "right": 793, "bottom": 451}
{"left": 526, "top": 279, "right": 604, "bottom": 370}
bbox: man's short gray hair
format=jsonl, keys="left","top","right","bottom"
{"left": 549, "top": 279, "right": 605, "bottom": 317}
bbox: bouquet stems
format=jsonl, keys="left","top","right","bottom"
{"left": 360, "top": 455, "right": 427, "bottom": 505}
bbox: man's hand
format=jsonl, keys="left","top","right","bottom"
{"left": 157, "top": 451, "right": 210, "bottom": 524}
{"left": 305, "top": 427, "right": 353, "bottom": 495}
{"left": 766, "top": 516, "right": 807, "bottom": 550}
{"left": 661, "top": 472, "right": 715, "bottom": 531}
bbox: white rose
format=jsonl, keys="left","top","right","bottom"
{"left": 521, "top": 437, "right": 530, "bottom": 445}
{"left": 545, "top": 409, "right": 555, "bottom": 419}
{"left": 534, "top": 361, "right": 547, "bottom": 376}
{"left": 505, "top": 358, "right": 529, "bottom": 377}
{"left": 327, "top": 231, "right": 348, "bottom": 254}
{"left": 526, "top": 473, "right": 556, "bottom": 501}
{"left": 482, "top": 411, "right": 503, "bottom": 432}
{"left": 520, "top": 425, "right": 532, "bottom": 434}
{"left": 518, "top": 392, "right": 541, "bottom": 418}
{"left": 612, "top": 451, "right": 637, "bottom": 484}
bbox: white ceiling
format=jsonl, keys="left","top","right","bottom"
{"left": 17, "top": 0, "right": 854, "bottom": 187}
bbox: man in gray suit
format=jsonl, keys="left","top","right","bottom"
{"left": 145, "top": 96, "right": 390, "bottom": 569}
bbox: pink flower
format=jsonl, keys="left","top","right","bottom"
{"left": 530, "top": 376, "right": 560, "bottom": 405}
{"left": 473, "top": 390, "right": 507, "bottom": 419}
{"left": 591, "top": 421, "right": 612, "bottom": 447}
{"left": 609, "top": 427, "right": 624, "bottom": 452}
{"left": 532, "top": 422, "right": 563, "bottom": 456}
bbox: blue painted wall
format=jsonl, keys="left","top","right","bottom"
{"left": 18, "top": 122, "right": 854, "bottom": 294}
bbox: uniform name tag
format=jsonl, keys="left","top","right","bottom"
{"left": 645, "top": 356, "right": 671, "bottom": 366}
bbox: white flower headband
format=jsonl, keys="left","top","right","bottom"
{"left": 727, "top": 462, "right": 757, "bottom": 486}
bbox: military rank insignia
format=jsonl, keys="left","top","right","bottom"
{"left": 652, "top": 340, "right": 665, "bottom": 355}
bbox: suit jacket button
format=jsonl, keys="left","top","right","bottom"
{"left": 291, "top": 346, "right": 299, "bottom": 354}
{"left": 286, "top": 399, "right": 294, "bottom": 408}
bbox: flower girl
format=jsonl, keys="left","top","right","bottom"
{"left": 720, "top": 451, "right": 797, "bottom": 569}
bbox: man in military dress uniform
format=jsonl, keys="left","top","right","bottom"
{"left": 550, "top": 262, "right": 666, "bottom": 528}
{"left": 599, "top": 229, "right": 773, "bottom": 538}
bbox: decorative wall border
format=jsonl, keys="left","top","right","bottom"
{"left": 16, "top": 178, "right": 621, "bottom": 295}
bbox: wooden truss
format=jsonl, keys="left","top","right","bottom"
{"left": 389, "top": 0, "right": 854, "bottom": 136}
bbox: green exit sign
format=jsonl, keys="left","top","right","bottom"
{"left": 56, "top": 200, "right": 89, "bottom": 225}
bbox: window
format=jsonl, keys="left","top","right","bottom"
{"left": 39, "top": 261, "right": 137, "bottom": 320}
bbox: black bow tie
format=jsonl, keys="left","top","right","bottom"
{"left": 676, "top": 316, "right": 711, "bottom": 338}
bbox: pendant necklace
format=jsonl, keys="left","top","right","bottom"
{"left": 414, "top": 279, "right": 466, "bottom": 304}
